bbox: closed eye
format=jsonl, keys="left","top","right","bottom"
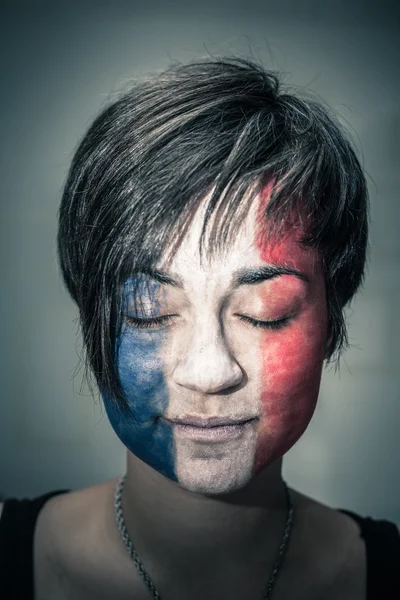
{"left": 124, "top": 315, "right": 175, "bottom": 329}
{"left": 124, "top": 314, "right": 293, "bottom": 330}
{"left": 237, "top": 315, "right": 292, "bottom": 330}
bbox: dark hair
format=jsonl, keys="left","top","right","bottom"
{"left": 57, "top": 56, "right": 369, "bottom": 414}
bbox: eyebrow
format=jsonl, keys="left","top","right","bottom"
{"left": 233, "top": 265, "right": 309, "bottom": 286}
{"left": 134, "top": 265, "right": 309, "bottom": 289}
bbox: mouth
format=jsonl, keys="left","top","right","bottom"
{"left": 163, "top": 415, "right": 258, "bottom": 428}
{"left": 161, "top": 416, "right": 257, "bottom": 443}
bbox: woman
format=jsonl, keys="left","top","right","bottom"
{"left": 0, "top": 57, "right": 398, "bottom": 600}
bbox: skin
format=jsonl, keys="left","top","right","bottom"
{"left": 103, "top": 187, "right": 329, "bottom": 495}
{"left": 32, "top": 187, "right": 369, "bottom": 600}
{"left": 95, "top": 185, "right": 334, "bottom": 595}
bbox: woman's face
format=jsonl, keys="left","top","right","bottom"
{"left": 103, "top": 191, "right": 329, "bottom": 495}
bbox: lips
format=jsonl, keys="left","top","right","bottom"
{"left": 163, "top": 415, "right": 257, "bottom": 428}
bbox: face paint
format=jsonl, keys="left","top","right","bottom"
{"left": 102, "top": 188, "right": 328, "bottom": 494}
{"left": 252, "top": 191, "right": 328, "bottom": 474}
{"left": 103, "top": 277, "right": 177, "bottom": 480}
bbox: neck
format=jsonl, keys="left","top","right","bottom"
{"left": 120, "top": 452, "right": 290, "bottom": 579}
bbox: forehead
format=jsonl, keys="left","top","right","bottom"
{"left": 160, "top": 191, "right": 319, "bottom": 283}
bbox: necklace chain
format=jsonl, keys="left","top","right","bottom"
{"left": 114, "top": 473, "right": 294, "bottom": 600}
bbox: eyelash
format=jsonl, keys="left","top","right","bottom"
{"left": 124, "top": 315, "right": 291, "bottom": 330}
{"left": 125, "top": 315, "right": 175, "bottom": 329}
{"left": 238, "top": 315, "right": 291, "bottom": 330}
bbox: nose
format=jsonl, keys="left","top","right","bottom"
{"left": 172, "top": 321, "right": 243, "bottom": 394}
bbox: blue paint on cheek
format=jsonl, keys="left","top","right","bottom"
{"left": 102, "top": 278, "right": 177, "bottom": 481}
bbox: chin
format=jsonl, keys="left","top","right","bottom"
{"left": 180, "top": 476, "right": 253, "bottom": 496}
{"left": 175, "top": 453, "right": 255, "bottom": 496}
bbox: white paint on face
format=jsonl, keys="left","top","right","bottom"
{"left": 161, "top": 199, "right": 262, "bottom": 494}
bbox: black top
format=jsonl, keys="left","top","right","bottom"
{"left": 0, "top": 490, "right": 399, "bottom": 599}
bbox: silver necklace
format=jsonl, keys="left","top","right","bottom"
{"left": 114, "top": 473, "right": 294, "bottom": 600}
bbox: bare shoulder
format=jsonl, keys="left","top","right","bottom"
{"left": 290, "top": 487, "right": 365, "bottom": 542}
{"left": 290, "top": 487, "right": 367, "bottom": 560}
{"left": 34, "top": 477, "right": 119, "bottom": 548}
{"left": 286, "top": 488, "right": 367, "bottom": 599}
{"left": 33, "top": 477, "right": 126, "bottom": 600}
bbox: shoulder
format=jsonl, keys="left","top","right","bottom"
{"left": 286, "top": 489, "right": 367, "bottom": 599}
{"left": 290, "top": 487, "right": 400, "bottom": 542}
{"left": 288, "top": 488, "right": 400, "bottom": 596}
{"left": 289, "top": 488, "right": 365, "bottom": 546}
{"left": 0, "top": 491, "right": 68, "bottom": 539}
{"left": 33, "top": 477, "right": 133, "bottom": 599}
{"left": 34, "top": 478, "right": 117, "bottom": 567}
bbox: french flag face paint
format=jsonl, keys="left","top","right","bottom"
{"left": 103, "top": 278, "right": 177, "bottom": 481}
{"left": 252, "top": 190, "right": 329, "bottom": 476}
{"left": 102, "top": 188, "right": 329, "bottom": 495}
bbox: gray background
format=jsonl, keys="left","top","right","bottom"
{"left": 0, "top": 0, "right": 399, "bottom": 522}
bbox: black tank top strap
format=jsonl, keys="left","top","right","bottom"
{"left": 339, "top": 508, "right": 400, "bottom": 599}
{"left": 0, "top": 490, "right": 69, "bottom": 599}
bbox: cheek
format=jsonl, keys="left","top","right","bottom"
{"left": 253, "top": 192, "right": 329, "bottom": 472}
{"left": 253, "top": 315, "right": 327, "bottom": 474}
{"left": 117, "top": 332, "right": 166, "bottom": 417}
{"left": 102, "top": 327, "right": 177, "bottom": 480}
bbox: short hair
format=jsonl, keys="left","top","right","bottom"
{"left": 57, "top": 56, "right": 369, "bottom": 414}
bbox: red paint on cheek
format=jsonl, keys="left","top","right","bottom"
{"left": 252, "top": 187, "right": 328, "bottom": 474}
